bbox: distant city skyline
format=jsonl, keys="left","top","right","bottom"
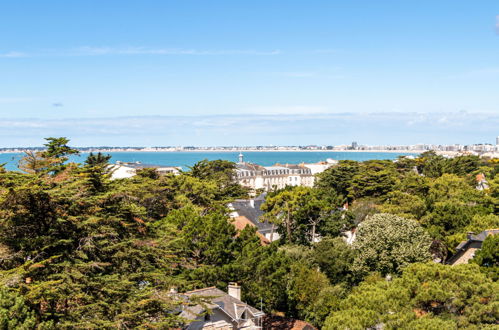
{"left": 0, "top": 1, "right": 498, "bottom": 146}
{"left": 0, "top": 130, "right": 497, "bottom": 150}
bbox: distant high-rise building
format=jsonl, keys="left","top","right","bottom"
{"left": 351, "top": 141, "right": 358, "bottom": 149}
{"left": 496, "top": 136, "right": 499, "bottom": 146}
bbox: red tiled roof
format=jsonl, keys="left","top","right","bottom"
{"left": 233, "top": 216, "right": 270, "bottom": 245}
{"left": 263, "top": 315, "right": 317, "bottom": 330}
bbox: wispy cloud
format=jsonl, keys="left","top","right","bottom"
{"left": 0, "top": 97, "right": 33, "bottom": 104}
{"left": 0, "top": 111, "right": 497, "bottom": 147}
{"left": 446, "top": 67, "right": 499, "bottom": 79}
{"left": 244, "top": 105, "right": 328, "bottom": 115}
{"left": 74, "top": 46, "right": 281, "bottom": 56}
{"left": 310, "top": 49, "right": 341, "bottom": 54}
{"left": 271, "top": 71, "right": 316, "bottom": 78}
{"left": 0, "top": 51, "right": 27, "bottom": 58}
{"left": 0, "top": 47, "right": 281, "bottom": 58}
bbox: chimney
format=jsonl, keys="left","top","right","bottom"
{"left": 228, "top": 282, "right": 241, "bottom": 300}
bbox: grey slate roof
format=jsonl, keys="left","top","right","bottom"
{"left": 180, "top": 287, "right": 263, "bottom": 322}
{"left": 231, "top": 193, "right": 274, "bottom": 233}
{"left": 455, "top": 229, "right": 499, "bottom": 250}
{"left": 448, "top": 229, "right": 499, "bottom": 264}
{"left": 235, "top": 163, "right": 265, "bottom": 171}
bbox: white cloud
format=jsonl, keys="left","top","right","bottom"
{"left": 243, "top": 105, "right": 329, "bottom": 115}
{"left": 0, "top": 97, "right": 33, "bottom": 104}
{"left": 1, "top": 47, "right": 281, "bottom": 58}
{"left": 0, "top": 51, "right": 27, "bottom": 58}
{"left": 274, "top": 72, "right": 316, "bottom": 78}
{"left": 448, "top": 67, "right": 499, "bottom": 79}
{"left": 0, "top": 111, "right": 497, "bottom": 147}
{"left": 310, "top": 49, "right": 340, "bottom": 54}
{"left": 74, "top": 46, "right": 281, "bottom": 56}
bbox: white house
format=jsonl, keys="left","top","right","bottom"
{"left": 180, "top": 283, "right": 264, "bottom": 329}
{"left": 228, "top": 193, "right": 281, "bottom": 243}
{"left": 109, "top": 161, "right": 181, "bottom": 179}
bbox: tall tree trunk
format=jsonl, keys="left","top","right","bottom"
{"left": 286, "top": 202, "right": 292, "bottom": 243}
{"left": 311, "top": 221, "right": 316, "bottom": 243}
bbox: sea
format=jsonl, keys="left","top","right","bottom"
{"left": 0, "top": 151, "right": 418, "bottom": 172}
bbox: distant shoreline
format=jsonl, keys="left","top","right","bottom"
{"left": 0, "top": 149, "right": 423, "bottom": 154}
{"left": 2, "top": 149, "right": 497, "bottom": 158}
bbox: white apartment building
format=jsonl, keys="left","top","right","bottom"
{"left": 234, "top": 154, "right": 336, "bottom": 191}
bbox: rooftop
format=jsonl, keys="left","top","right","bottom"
{"left": 230, "top": 194, "right": 273, "bottom": 233}
{"left": 114, "top": 161, "right": 178, "bottom": 169}
{"left": 181, "top": 287, "right": 263, "bottom": 322}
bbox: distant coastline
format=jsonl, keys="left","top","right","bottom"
{"left": 0, "top": 148, "right": 423, "bottom": 154}
{"left": 1, "top": 146, "right": 497, "bottom": 158}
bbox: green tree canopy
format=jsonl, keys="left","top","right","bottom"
{"left": 311, "top": 237, "right": 355, "bottom": 285}
{"left": 0, "top": 289, "right": 37, "bottom": 330}
{"left": 324, "top": 263, "right": 499, "bottom": 329}
{"left": 189, "top": 159, "right": 248, "bottom": 200}
{"left": 42, "top": 137, "right": 79, "bottom": 159}
{"left": 261, "top": 186, "right": 348, "bottom": 245}
{"left": 352, "top": 213, "right": 432, "bottom": 276}
{"left": 473, "top": 234, "right": 499, "bottom": 281}
{"left": 315, "top": 160, "right": 360, "bottom": 201}
{"left": 348, "top": 160, "right": 398, "bottom": 200}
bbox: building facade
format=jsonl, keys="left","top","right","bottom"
{"left": 234, "top": 154, "right": 335, "bottom": 191}
{"left": 109, "top": 161, "right": 181, "bottom": 179}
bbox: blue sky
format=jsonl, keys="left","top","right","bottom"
{"left": 0, "top": 1, "right": 498, "bottom": 147}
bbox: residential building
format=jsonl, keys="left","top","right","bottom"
{"left": 262, "top": 315, "right": 316, "bottom": 330}
{"left": 228, "top": 193, "right": 280, "bottom": 242}
{"left": 109, "top": 161, "right": 181, "bottom": 179}
{"left": 234, "top": 154, "right": 335, "bottom": 191}
{"left": 180, "top": 283, "right": 264, "bottom": 329}
{"left": 447, "top": 229, "right": 499, "bottom": 265}
{"left": 475, "top": 173, "right": 490, "bottom": 191}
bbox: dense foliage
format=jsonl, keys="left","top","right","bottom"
{"left": 0, "top": 139, "right": 497, "bottom": 328}
{"left": 351, "top": 213, "right": 432, "bottom": 277}
{"left": 324, "top": 263, "right": 498, "bottom": 329}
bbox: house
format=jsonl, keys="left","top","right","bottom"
{"left": 447, "top": 229, "right": 499, "bottom": 265}
{"left": 109, "top": 161, "right": 181, "bottom": 179}
{"left": 475, "top": 173, "right": 490, "bottom": 191}
{"left": 231, "top": 216, "right": 270, "bottom": 245}
{"left": 262, "top": 315, "right": 316, "bottom": 330}
{"left": 228, "top": 194, "right": 280, "bottom": 242}
{"left": 180, "top": 283, "right": 264, "bottom": 329}
{"left": 234, "top": 154, "right": 335, "bottom": 192}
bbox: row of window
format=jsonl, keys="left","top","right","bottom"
{"left": 237, "top": 170, "right": 311, "bottom": 177}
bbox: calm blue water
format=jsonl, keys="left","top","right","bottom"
{"left": 0, "top": 151, "right": 418, "bottom": 172}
